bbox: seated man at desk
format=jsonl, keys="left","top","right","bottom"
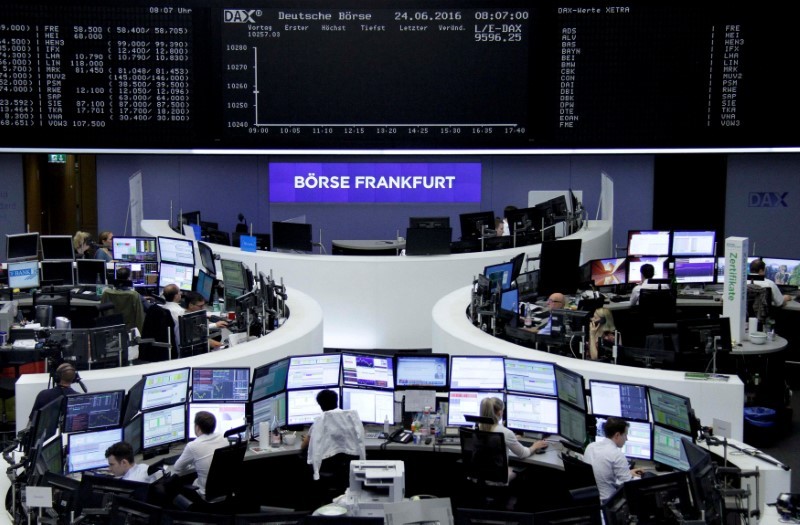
{"left": 749, "top": 259, "right": 793, "bottom": 307}
{"left": 525, "top": 293, "right": 566, "bottom": 334}
{"left": 169, "top": 411, "right": 228, "bottom": 497}
{"left": 105, "top": 441, "right": 154, "bottom": 482}
{"left": 162, "top": 286, "right": 228, "bottom": 348}
{"left": 101, "top": 266, "right": 145, "bottom": 332}
{"left": 479, "top": 397, "right": 548, "bottom": 482}
{"left": 582, "top": 416, "right": 645, "bottom": 503}
{"left": 630, "top": 263, "right": 658, "bottom": 306}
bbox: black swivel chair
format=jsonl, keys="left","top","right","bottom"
{"left": 458, "top": 427, "right": 514, "bottom": 510}
{"left": 33, "top": 288, "right": 72, "bottom": 325}
{"left": 559, "top": 452, "right": 600, "bottom": 505}
{"left": 176, "top": 442, "right": 249, "bottom": 513}
{"left": 746, "top": 282, "right": 772, "bottom": 327}
{"left": 138, "top": 304, "right": 176, "bottom": 362}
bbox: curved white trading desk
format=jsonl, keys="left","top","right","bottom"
{"left": 142, "top": 219, "right": 612, "bottom": 349}
{"left": 432, "top": 286, "right": 747, "bottom": 441}
{"left": 13, "top": 287, "right": 323, "bottom": 434}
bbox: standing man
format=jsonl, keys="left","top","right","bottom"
{"left": 582, "top": 417, "right": 643, "bottom": 503}
{"left": 29, "top": 363, "right": 78, "bottom": 421}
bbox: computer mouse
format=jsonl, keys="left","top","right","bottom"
{"left": 534, "top": 446, "right": 547, "bottom": 454}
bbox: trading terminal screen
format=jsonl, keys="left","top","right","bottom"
{"left": 67, "top": 428, "right": 123, "bottom": 474}
{"left": 342, "top": 353, "right": 394, "bottom": 389}
{"left": 187, "top": 402, "right": 246, "bottom": 439}
{"left": 158, "top": 237, "right": 196, "bottom": 266}
{"left": 143, "top": 404, "right": 186, "bottom": 449}
{"left": 596, "top": 417, "right": 653, "bottom": 461}
{"left": 251, "top": 359, "right": 290, "bottom": 402}
{"left": 252, "top": 392, "right": 287, "bottom": 437}
{"left": 558, "top": 401, "right": 586, "bottom": 447}
{"left": 447, "top": 390, "right": 503, "bottom": 427}
{"left": 286, "top": 388, "right": 326, "bottom": 426}
{"left": 589, "top": 380, "right": 649, "bottom": 422}
{"left": 504, "top": 358, "right": 557, "bottom": 397}
{"left": 670, "top": 231, "right": 716, "bottom": 257}
{"left": 627, "top": 231, "right": 671, "bottom": 257}
{"left": 648, "top": 387, "right": 693, "bottom": 434}
{"left": 506, "top": 393, "right": 559, "bottom": 434}
{"left": 341, "top": 387, "right": 395, "bottom": 425}
{"left": 191, "top": 367, "right": 250, "bottom": 402}
{"left": 286, "top": 354, "right": 341, "bottom": 389}
{"left": 450, "top": 356, "right": 505, "bottom": 390}
{"left": 141, "top": 367, "right": 191, "bottom": 411}
{"left": 395, "top": 355, "right": 448, "bottom": 389}
{"left": 112, "top": 237, "right": 158, "bottom": 263}
{"left": 653, "top": 424, "right": 691, "bottom": 471}
{"left": 554, "top": 365, "right": 585, "bottom": 411}
{"left": 674, "top": 257, "right": 716, "bottom": 284}
{"left": 63, "top": 390, "right": 125, "bottom": 434}
{"left": 158, "top": 262, "right": 194, "bottom": 291}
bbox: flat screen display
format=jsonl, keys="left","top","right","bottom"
{"left": 6, "top": 232, "right": 39, "bottom": 262}
{"left": 405, "top": 227, "right": 452, "bottom": 256}
{"left": 627, "top": 230, "right": 671, "bottom": 257}
{"left": 195, "top": 268, "right": 215, "bottom": 303}
{"left": 66, "top": 428, "right": 122, "bottom": 474}
{"left": 653, "top": 424, "right": 691, "bottom": 471}
{"left": 627, "top": 257, "right": 669, "bottom": 283}
{"left": 7, "top": 261, "right": 40, "bottom": 289}
{"left": 447, "top": 391, "right": 503, "bottom": 427}
{"left": 40, "top": 235, "right": 75, "bottom": 261}
{"left": 286, "top": 354, "right": 341, "bottom": 390}
{"left": 648, "top": 387, "right": 693, "bottom": 434}
{"left": 559, "top": 401, "right": 587, "bottom": 447}
{"left": 596, "top": 417, "right": 652, "bottom": 461}
{"left": 459, "top": 211, "right": 495, "bottom": 239}
{"left": 187, "top": 402, "right": 246, "bottom": 439}
{"left": 112, "top": 237, "right": 157, "bottom": 263}
{"left": 504, "top": 358, "right": 556, "bottom": 397}
{"left": 342, "top": 353, "right": 394, "bottom": 389}
{"left": 141, "top": 367, "right": 190, "bottom": 411}
{"left": 143, "top": 404, "right": 186, "bottom": 449}
{"left": 674, "top": 257, "right": 716, "bottom": 284}
{"left": 251, "top": 359, "right": 290, "bottom": 402}
{"left": 252, "top": 393, "right": 287, "bottom": 437}
{"left": 762, "top": 257, "right": 800, "bottom": 286}
{"left": 341, "top": 387, "right": 395, "bottom": 425}
{"left": 76, "top": 259, "right": 107, "bottom": 286}
{"left": 40, "top": 261, "right": 74, "bottom": 286}
{"left": 158, "top": 236, "right": 195, "bottom": 266}
{"left": 197, "top": 242, "right": 217, "bottom": 276}
{"left": 286, "top": 388, "right": 326, "bottom": 426}
{"left": 395, "top": 355, "right": 448, "bottom": 389}
{"left": 220, "top": 259, "right": 247, "bottom": 290}
{"left": 124, "top": 415, "right": 142, "bottom": 457}
{"left": 272, "top": 221, "right": 313, "bottom": 252}
{"left": 506, "top": 393, "right": 559, "bottom": 434}
{"left": 158, "top": 262, "right": 194, "bottom": 291}
{"left": 500, "top": 288, "right": 519, "bottom": 314}
{"left": 555, "top": 365, "right": 586, "bottom": 411}
{"left": 590, "top": 258, "right": 627, "bottom": 286}
{"left": 450, "top": 356, "right": 505, "bottom": 390}
{"left": 64, "top": 390, "right": 125, "bottom": 434}
{"left": 670, "top": 231, "right": 716, "bottom": 257}
{"left": 114, "top": 262, "right": 159, "bottom": 288}
{"left": 589, "top": 380, "right": 649, "bottom": 422}
{"left": 191, "top": 368, "right": 250, "bottom": 402}
{"left": 483, "top": 262, "right": 514, "bottom": 292}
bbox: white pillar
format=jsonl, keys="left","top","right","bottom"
{"left": 722, "top": 236, "right": 748, "bottom": 345}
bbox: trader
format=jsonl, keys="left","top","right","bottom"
{"left": 749, "top": 259, "right": 793, "bottom": 307}
{"left": 170, "top": 411, "right": 228, "bottom": 497}
{"left": 629, "top": 263, "right": 657, "bottom": 306}
{"left": 582, "top": 417, "right": 644, "bottom": 503}
{"left": 94, "top": 231, "right": 115, "bottom": 262}
{"left": 530, "top": 293, "right": 566, "bottom": 335}
{"left": 28, "top": 363, "right": 78, "bottom": 421}
{"left": 105, "top": 441, "right": 153, "bottom": 482}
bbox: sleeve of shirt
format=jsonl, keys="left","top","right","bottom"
{"left": 613, "top": 450, "right": 633, "bottom": 485}
{"left": 170, "top": 443, "right": 194, "bottom": 477}
{"left": 769, "top": 281, "right": 785, "bottom": 307}
{"left": 504, "top": 429, "right": 531, "bottom": 459}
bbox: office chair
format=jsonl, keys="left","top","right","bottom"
{"left": 101, "top": 286, "right": 145, "bottom": 332}
{"left": 176, "top": 442, "right": 248, "bottom": 513}
{"left": 33, "top": 288, "right": 72, "bottom": 324}
{"left": 35, "top": 304, "right": 54, "bottom": 327}
{"left": 746, "top": 283, "right": 772, "bottom": 326}
{"left": 139, "top": 304, "right": 176, "bottom": 362}
{"left": 458, "top": 427, "right": 514, "bottom": 510}
{"left": 637, "top": 286, "right": 676, "bottom": 325}
{"left": 559, "top": 452, "right": 600, "bottom": 505}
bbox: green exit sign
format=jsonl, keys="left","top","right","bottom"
{"left": 48, "top": 154, "right": 66, "bottom": 163}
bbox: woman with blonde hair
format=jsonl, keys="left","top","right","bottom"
{"left": 73, "top": 231, "right": 93, "bottom": 259}
{"left": 479, "top": 397, "right": 548, "bottom": 482}
{"left": 588, "top": 307, "right": 617, "bottom": 360}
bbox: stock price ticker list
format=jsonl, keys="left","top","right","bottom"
{"left": 0, "top": 5, "right": 194, "bottom": 148}
{"left": 221, "top": 7, "right": 532, "bottom": 147}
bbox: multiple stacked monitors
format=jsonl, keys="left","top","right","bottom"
{"left": 141, "top": 368, "right": 190, "bottom": 411}
{"left": 504, "top": 358, "right": 556, "bottom": 397}
{"left": 157, "top": 237, "right": 195, "bottom": 266}
{"left": 272, "top": 221, "right": 313, "bottom": 252}
{"left": 628, "top": 230, "right": 717, "bottom": 258}
{"left": 450, "top": 356, "right": 505, "bottom": 390}
{"left": 341, "top": 353, "right": 394, "bottom": 389}
{"left": 112, "top": 237, "right": 157, "bottom": 263}
{"left": 7, "top": 261, "right": 40, "bottom": 289}
{"left": 395, "top": 354, "right": 448, "bottom": 390}
{"left": 191, "top": 368, "right": 250, "bottom": 402}
{"left": 67, "top": 428, "right": 123, "bottom": 474}
{"left": 589, "top": 381, "right": 649, "bottom": 422}
{"left": 6, "top": 232, "right": 40, "bottom": 262}
{"left": 286, "top": 354, "right": 341, "bottom": 390}
{"left": 76, "top": 259, "right": 107, "bottom": 286}
{"left": 40, "top": 235, "right": 75, "bottom": 261}
{"left": 63, "top": 391, "right": 125, "bottom": 434}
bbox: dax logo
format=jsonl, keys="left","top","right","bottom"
{"left": 749, "top": 192, "right": 788, "bottom": 208}
{"left": 224, "top": 9, "right": 258, "bottom": 23}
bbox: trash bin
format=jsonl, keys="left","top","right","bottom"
{"left": 743, "top": 407, "right": 778, "bottom": 448}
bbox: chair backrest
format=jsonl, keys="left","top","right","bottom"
{"left": 746, "top": 283, "right": 771, "bottom": 323}
{"left": 33, "top": 288, "right": 71, "bottom": 320}
{"left": 458, "top": 427, "right": 508, "bottom": 485}
{"left": 205, "top": 442, "right": 248, "bottom": 502}
{"left": 101, "top": 288, "right": 144, "bottom": 332}
{"left": 560, "top": 453, "right": 597, "bottom": 491}
{"left": 638, "top": 287, "right": 676, "bottom": 322}
{"left": 140, "top": 305, "right": 176, "bottom": 361}
{"left": 35, "top": 305, "right": 54, "bottom": 327}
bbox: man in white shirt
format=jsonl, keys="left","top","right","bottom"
{"left": 583, "top": 417, "right": 643, "bottom": 503}
{"left": 105, "top": 441, "right": 153, "bottom": 483}
{"left": 629, "top": 264, "right": 661, "bottom": 306}
{"left": 170, "top": 411, "right": 229, "bottom": 497}
{"left": 750, "top": 259, "right": 793, "bottom": 307}
{"left": 162, "top": 285, "right": 227, "bottom": 347}
{"left": 532, "top": 293, "right": 566, "bottom": 335}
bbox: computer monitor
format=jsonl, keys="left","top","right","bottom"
{"left": 158, "top": 236, "right": 195, "bottom": 266}
{"left": 197, "top": 241, "right": 217, "bottom": 277}
{"left": 141, "top": 367, "right": 191, "bottom": 411}
{"left": 251, "top": 392, "right": 287, "bottom": 437}
{"left": 6, "top": 232, "right": 39, "bottom": 262}
{"left": 220, "top": 259, "right": 247, "bottom": 291}
{"left": 505, "top": 393, "right": 559, "bottom": 434}
{"left": 286, "top": 354, "right": 341, "bottom": 390}
{"left": 63, "top": 390, "right": 125, "bottom": 434}
{"left": 459, "top": 211, "right": 495, "bottom": 239}
{"left": 673, "top": 257, "right": 716, "bottom": 284}
{"left": 595, "top": 417, "right": 652, "bottom": 460}
{"left": 40, "top": 261, "right": 74, "bottom": 286}
{"left": 533, "top": 505, "right": 602, "bottom": 525}
{"left": 483, "top": 262, "right": 514, "bottom": 292}
{"left": 589, "top": 258, "right": 627, "bottom": 287}
{"left": 341, "top": 353, "right": 394, "bottom": 390}
{"left": 33, "top": 396, "right": 64, "bottom": 446}
{"left": 286, "top": 388, "right": 327, "bottom": 426}
{"left": 158, "top": 262, "right": 194, "bottom": 291}
{"left": 114, "top": 262, "right": 159, "bottom": 288}
{"left": 124, "top": 414, "right": 142, "bottom": 457}
{"left": 648, "top": 386, "right": 693, "bottom": 434}
{"left": 40, "top": 235, "right": 75, "bottom": 261}
{"left": 671, "top": 230, "right": 716, "bottom": 257}
{"left": 187, "top": 402, "right": 246, "bottom": 439}
{"left": 176, "top": 310, "right": 208, "bottom": 352}
{"left": 66, "top": 427, "right": 123, "bottom": 474}
{"left": 181, "top": 211, "right": 201, "bottom": 225}
{"left": 252, "top": 233, "right": 271, "bottom": 251}
{"left": 409, "top": 216, "right": 450, "bottom": 229}
{"left": 251, "top": 358, "right": 290, "bottom": 402}
{"left": 677, "top": 317, "right": 732, "bottom": 354}
{"left": 762, "top": 257, "right": 800, "bottom": 286}
{"left": 37, "top": 436, "right": 64, "bottom": 476}
{"left": 447, "top": 391, "right": 503, "bottom": 427}
{"left": 716, "top": 256, "right": 761, "bottom": 284}
{"left": 627, "top": 230, "right": 671, "bottom": 257}
{"left": 76, "top": 259, "right": 107, "bottom": 286}
{"left": 90, "top": 324, "right": 129, "bottom": 366}
{"left": 142, "top": 403, "right": 186, "bottom": 450}
{"left": 234, "top": 291, "right": 258, "bottom": 332}
{"left": 504, "top": 358, "right": 556, "bottom": 397}
{"left": 504, "top": 206, "right": 541, "bottom": 234}
{"left": 341, "top": 387, "right": 395, "bottom": 425}
{"left": 558, "top": 401, "right": 587, "bottom": 448}
{"left": 112, "top": 237, "right": 158, "bottom": 263}
{"left": 589, "top": 380, "right": 649, "bottom": 422}
{"left": 682, "top": 437, "right": 721, "bottom": 524}
{"left": 539, "top": 239, "right": 582, "bottom": 297}
{"left": 627, "top": 256, "right": 669, "bottom": 283}
{"left": 624, "top": 471, "right": 693, "bottom": 523}
{"left": 450, "top": 356, "right": 505, "bottom": 390}
{"left": 500, "top": 288, "right": 519, "bottom": 318}
{"left": 405, "top": 227, "right": 452, "bottom": 255}
{"left": 74, "top": 473, "right": 150, "bottom": 515}
{"left": 394, "top": 354, "right": 449, "bottom": 390}
{"left": 272, "top": 221, "right": 313, "bottom": 252}
{"left": 515, "top": 270, "right": 539, "bottom": 300}
{"left": 7, "top": 261, "right": 40, "bottom": 289}
{"left": 652, "top": 424, "right": 691, "bottom": 471}
{"left": 191, "top": 367, "right": 250, "bottom": 402}
{"left": 554, "top": 365, "right": 586, "bottom": 411}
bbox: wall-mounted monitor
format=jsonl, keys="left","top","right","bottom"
{"left": 272, "top": 221, "right": 313, "bottom": 252}
{"left": 627, "top": 230, "right": 671, "bottom": 257}
{"left": 459, "top": 211, "right": 495, "bottom": 239}
{"left": 447, "top": 391, "right": 503, "bottom": 427}
{"left": 252, "top": 393, "right": 287, "bottom": 437}
{"left": 112, "top": 237, "right": 157, "bottom": 263}
{"left": 589, "top": 380, "right": 649, "bottom": 422}
{"left": 63, "top": 390, "right": 125, "bottom": 434}
{"left": 504, "top": 358, "right": 556, "bottom": 397}
{"left": 251, "top": 358, "right": 290, "bottom": 402}
{"left": 596, "top": 417, "right": 652, "bottom": 461}
{"left": 7, "top": 261, "right": 40, "bottom": 289}
{"left": 627, "top": 257, "right": 669, "bottom": 283}
{"left": 187, "top": 402, "right": 246, "bottom": 439}
{"left": 158, "top": 262, "right": 194, "bottom": 291}
{"left": 450, "top": 356, "right": 505, "bottom": 390}
{"left": 341, "top": 353, "right": 394, "bottom": 390}
{"left": 506, "top": 393, "right": 559, "bottom": 434}
{"left": 286, "top": 354, "right": 341, "bottom": 390}
{"left": 66, "top": 427, "right": 123, "bottom": 474}
{"left": 286, "top": 388, "right": 326, "bottom": 426}
{"left": 673, "top": 257, "right": 716, "bottom": 284}
{"left": 483, "top": 261, "right": 514, "bottom": 292}
{"left": 671, "top": 230, "right": 716, "bottom": 257}
{"left": 341, "top": 387, "right": 395, "bottom": 425}
{"left": 143, "top": 404, "right": 186, "bottom": 450}
{"left": 40, "top": 235, "right": 75, "bottom": 261}
{"left": 6, "top": 232, "right": 40, "bottom": 262}
{"left": 40, "top": 261, "right": 74, "bottom": 286}
{"left": 141, "top": 367, "right": 190, "bottom": 411}
{"left": 76, "top": 259, "right": 107, "bottom": 286}
{"left": 394, "top": 354, "right": 449, "bottom": 390}
{"left": 191, "top": 367, "right": 250, "bottom": 403}
{"left": 590, "top": 258, "right": 627, "bottom": 287}
{"left": 158, "top": 236, "right": 195, "bottom": 266}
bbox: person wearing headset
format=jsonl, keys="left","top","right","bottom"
{"left": 28, "top": 362, "right": 79, "bottom": 421}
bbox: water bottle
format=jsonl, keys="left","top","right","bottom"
{"left": 421, "top": 406, "right": 431, "bottom": 439}
{"left": 95, "top": 275, "right": 103, "bottom": 296}
{"left": 270, "top": 414, "right": 281, "bottom": 448}
{"left": 383, "top": 414, "right": 390, "bottom": 436}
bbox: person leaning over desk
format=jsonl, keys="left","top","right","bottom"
{"left": 94, "top": 230, "right": 114, "bottom": 262}
{"left": 479, "top": 397, "right": 548, "bottom": 483}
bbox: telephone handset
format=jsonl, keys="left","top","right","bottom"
{"left": 388, "top": 428, "right": 413, "bottom": 444}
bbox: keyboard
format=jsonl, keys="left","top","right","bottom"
{"left": 677, "top": 294, "right": 715, "bottom": 300}
{"left": 209, "top": 315, "right": 228, "bottom": 323}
